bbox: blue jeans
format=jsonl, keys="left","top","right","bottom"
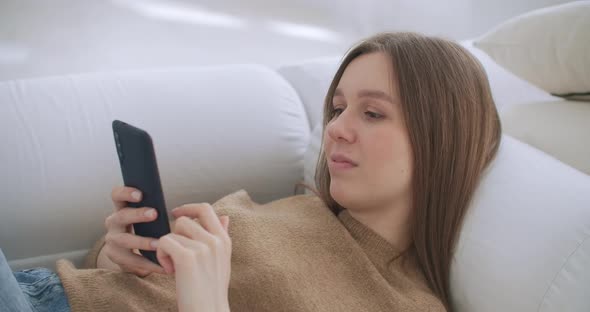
{"left": 0, "top": 249, "right": 70, "bottom": 312}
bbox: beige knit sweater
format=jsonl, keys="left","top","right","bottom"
{"left": 56, "top": 190, "right": 445, "bottom": 312}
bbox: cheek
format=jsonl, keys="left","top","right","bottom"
{"left": 365, "top": 128, "right": 413, "bottom": 176}
{"left": 322, "top": 135, "right": 332, "bottom": 158}
{"left": 323, "top": 131, "right": 331, "bottom": 149}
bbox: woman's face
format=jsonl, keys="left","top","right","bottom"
{"left": 324, "top": 52, "right": 413, "bottom": 212}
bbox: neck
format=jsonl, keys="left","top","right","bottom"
{"left": 346, "top": 198, "right": 413, "bottom": 253}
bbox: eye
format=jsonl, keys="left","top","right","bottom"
{"left": 330, "top": 107, "right": 344, "bottom": 118}
{"left": 365, "top": 111, "right": 383, "bottom": 119}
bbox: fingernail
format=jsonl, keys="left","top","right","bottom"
{"left": 150, "top": 240, "right": 158, "bottom": 248}
{"left": 132, "top": 191, "right": 141, "bottom": 201}
{"left": 144, "top": 209, "right": 155, "bottom": 217}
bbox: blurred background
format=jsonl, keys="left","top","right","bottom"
{"left": 0, "top": 0, "right": 574, "bottom": 81}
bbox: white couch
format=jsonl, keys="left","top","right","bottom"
{"left": 1, "top": 42, "right": 589, "bottom": 311}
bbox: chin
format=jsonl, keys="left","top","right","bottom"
{"left": 329, "top": 179, "right": 363, "bottom": 210}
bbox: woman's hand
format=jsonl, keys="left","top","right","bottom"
{"left": 157, "top": 203, "right": 232, "bottom": 312}
{"left": 99, "top": 186, "right": 166, "bottom": 276}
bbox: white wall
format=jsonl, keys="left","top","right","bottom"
{"left": 0, "top": 0, "right": 577, "bottom": 81}
{"left": 331, "top": 0, "right": 575, "bottom": 39}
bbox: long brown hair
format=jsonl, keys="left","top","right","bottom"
{"left": 314, "top": 32, "right": 501, "bottom": 310}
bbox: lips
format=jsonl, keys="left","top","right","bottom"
{"left": 329, "top": 153, "right": 358, "bottom": 167}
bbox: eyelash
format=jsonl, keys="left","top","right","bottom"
{"left": 331, "top": 107, "right": 383, "bottom": 120}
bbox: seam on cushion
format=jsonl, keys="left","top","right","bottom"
{"left": 551, "top": 91, "right": 590, "bottom": 97}
{"left": 537, "top": 233, "right": 590, "bottom": 312}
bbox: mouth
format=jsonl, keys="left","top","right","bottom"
{"left": 328, "top": 153, "right": 358, "bottom": 170}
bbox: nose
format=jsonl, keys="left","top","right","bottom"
{"left": 326, "top": 109, "right": 357, "bottom": 144}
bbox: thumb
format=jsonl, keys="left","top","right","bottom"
{"left": 220, "top": 216, "right": 230, "bottom": 233}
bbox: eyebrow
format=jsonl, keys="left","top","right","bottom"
{"left": 334, "top": 88, "right": 394, "bottom": 104}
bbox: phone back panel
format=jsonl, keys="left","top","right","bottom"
{"left": 112, "top": 120, "right": 170, "bottom": 264}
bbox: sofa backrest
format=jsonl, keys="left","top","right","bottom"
{"left": 0, "top": 65, "right": 309, "bottom": 269}
{"left": 451, "top": 136, "right": 590, "bottom": 312}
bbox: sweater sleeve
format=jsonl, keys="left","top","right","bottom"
{"left": 82, "top": 235, "right": 106, "bottom": 269}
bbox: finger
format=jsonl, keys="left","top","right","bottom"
{"left": 172, "top": 203, "right": 225, "bottom": 236}
{"left": 105, "top": 207, "right": 157, "bottom": 231}
{"left": 173, "top": 216, "right": 212, "bottom": 242}
{"left": 123, "top": 266, "right": 151, "bottom": 278}
{"left": 106, "top": 246, "right": 166, "bottom": 275}
{"left": 164, "top": 233, "right": 206, "bottom": 249}
{"left": 171, "top": 203, "right": 205, "bottom": 218}
{"left": 156, "top": 247, "right": 175, "bottom": 274}
{"left": 105, "top": 232, "right": 159, "bottom": 251}
{"left": 220, "top": 216, "right": 229, "bottom": 233}
{"left": 157, "top": 234, "right": 199, "bottom": 271}
{"left": 111, "top": 186, "right": 142, "bottom": 210}
{"left": 118, "top": 262, "right": 153, "bottom": 277}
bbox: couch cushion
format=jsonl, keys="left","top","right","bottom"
{"left": 276, "top": 57, "right": 340, "bottom": 129}
{"left": 0, "top": 65, "right": 309, "bottom": 268}
{"left": 463, "top": 40, "right": 559, "bottom": 111}
{"left": 474, "top": 1, "right": 590, "bottom": 101}
{"left": 303, "top": 122, "right": 323, "bottom": 191}
{"left": 450, "top": 135, "right": 590, "bottom": 311}
{"left": 501, "top": 99, "right": 590, "bottom": 174}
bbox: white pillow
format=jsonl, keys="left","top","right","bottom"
{"left": 276, "top": 57, "right": 340, "bottom": 129}
{"left": 304, "top": 124, "right": 590, "bottom": 311}
{"left": 450, "top": 136, "right": 590, "bottom": 311}
{"left": 462, "top": 40, "right": 558, "bottom": 112}
{"left": 501, "top": 99, "right": 590, "bottom": 175}
{"left": 303, "top": 122, "right": 323, "bottom": 193}
{"left": 474, "top": 1, "right": 590, "bottom": 101}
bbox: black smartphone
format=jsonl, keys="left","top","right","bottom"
{"left": 112, "top": 120, "right": 170, "bottom": 265}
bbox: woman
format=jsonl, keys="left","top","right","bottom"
{"left": 1, "top": 32, "right": 500, "bottom": 312}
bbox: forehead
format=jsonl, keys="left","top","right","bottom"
{"left": 337, "top": 52, "right": 396, "bottom": 95}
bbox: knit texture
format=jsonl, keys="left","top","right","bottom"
{"left": 57, "top": 190, "right": 445, "bottom": 311}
